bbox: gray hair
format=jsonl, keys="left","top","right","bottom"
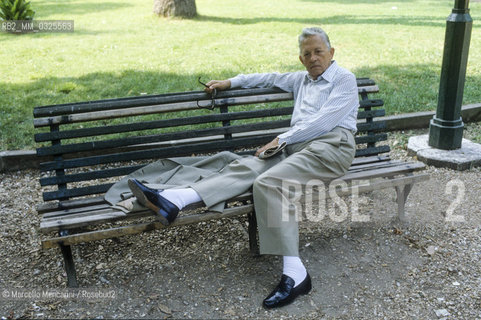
{"left": 298, "top": 27, "right": 331, "bottom": 52}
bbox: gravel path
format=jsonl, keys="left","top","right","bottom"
{"left": 1, "top": 130, "right": 480, "bottom": 319}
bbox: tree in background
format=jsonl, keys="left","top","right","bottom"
{"left": 153, "top": 0, "right": 196, "bottom": 18}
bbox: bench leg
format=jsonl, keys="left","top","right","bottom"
{"left": 248, "top": 210, "right": 260, "bottom": 256}
{"left": 58, "top": 230, "right": 79, "bottom": 288}
{"left": 395, "top": 183, "right": 413, "bottom": 222}
{"left": 59, "top": 244, "right": 78, "bottom": 288}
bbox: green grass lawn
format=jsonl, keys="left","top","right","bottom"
{"left": 1, "top": 0, "right": 481, "bottom": 150}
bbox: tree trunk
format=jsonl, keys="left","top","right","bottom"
{"left": 153, "top": 0, "right": 197, "bottom": 18}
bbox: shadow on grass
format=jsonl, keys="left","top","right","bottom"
{"left": 2, "top": 65, "right": 481, "bottom": 149}
{"left": 0, "top": 70, "right": 232, "bottom": 150}
{"left": 195, "top": 14, "right": 468, "bottom": 28}
{"left": 353, "top": 63, "right": 481, "bottom": 115}
{"left": 353, "top": 63, "right": 441, "bottom": 115}
{"left": 33, "top": 1, "right": 133, "bottom": 18}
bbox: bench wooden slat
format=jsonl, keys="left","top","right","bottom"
{"left": 33, "top": 79, "right": 377, "bottom": 118}
{"left": 42, "top": 183, "right": 114, "bottom": 201}
{"left": 37, "top": 120, "right": 292, "bottom": 160}
{"left": 344, "top": 173, "right": 430, "bottom": 195}
{"left": 359, "top": 99, "right": 383, "bottom": 108}
{"left": 34, "top": 84, "right": 381, "bottom": 128}
{"left": 35, "top": 107, "right": 294, "bottom": 143}
{"left": 231, "top": 123, "right": 387, "bottom": 145}
{"left": 345, "top": 159, "right": 405, "bottom": 173}
{"left": 39, "top": 166, "right": 141, "bottom": 186}
{"left": 356, "top": 121, "right": 386, "bottom": 132}
{"left": 41, "top": 206, "right": 131, "bottom": 224}
{"left": 357, "top": 109, "right": 385, "bottom": 119}
{"left": 33, "top": 93, "right": 294, "bottom": 127}
{"left": 41, "top": 204, "right": 255, "bottom": 249}
{"left": 356, "top": 78, "right": 375, "bottom": 86}
{"left": 42, "top": 204, "right": 111, "bottom": 219}
{"left": 358, "top": 85, "right": 379, "bottom": 94}
{"left": 355, "top": 133, "right": 388, "bottom": 145}
{"left": 231, "top": 128, "right": 388, "bottom": 153}
{"left": 34, "top": 91, "right": 209, "bottom": 118}
{"left": 349, "top": 155, "right": 391, "bottom": 165}
{"left": 36, "top": 196, "right": 106, "bottom": 214}
{"left": 40, "top": 208, "right": 134, "bottom": 232}
{"left": 34, "top": 87, "right": 294, "bottom": 118}
{"left": 33, "top": 88, "right": 289, "bottom": 118}
{"left": 355, "top": 145, "right": 391, "bottom": 157}
{"left": 342, "top": 161, "right": 425, "bottom": 181}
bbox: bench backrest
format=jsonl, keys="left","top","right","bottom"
{"left": 34, "top": 78, "right": 388, "bottom": 202}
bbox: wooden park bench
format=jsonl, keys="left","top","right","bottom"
{"left": 33, "top": 78, "right": 429, "bottom": 287}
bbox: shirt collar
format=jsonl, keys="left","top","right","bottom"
{"left": 305, "top": 60, "right": 338, "bottom": 83}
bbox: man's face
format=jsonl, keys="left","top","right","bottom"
{"left": 299, "top": 35, "right": 335, "bottom": 79}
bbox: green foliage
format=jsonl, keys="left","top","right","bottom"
{"left": 0, "top": 0, "right": 35, "bottom": 21}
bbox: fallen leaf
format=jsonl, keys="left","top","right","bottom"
{"left": 158, "top": 303, "right": 172, "bottom": 315}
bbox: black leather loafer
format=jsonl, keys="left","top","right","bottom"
{"left": 127, "top": 179, "right": 179, "bottom": 226}
{"left": 263, "top": 273, "right": 312, "bottom": 309}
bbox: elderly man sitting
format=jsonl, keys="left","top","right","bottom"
{"left": 124, "top": 26, "right": 359, "bottom": 308}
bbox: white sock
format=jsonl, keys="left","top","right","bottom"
{"left": 159, "top": 188, "right": 202, "bottom": 210}
{"left": 283, "top": 256, "right": 307, "bottom": 288}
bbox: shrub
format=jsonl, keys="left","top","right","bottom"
{"left": 0, "top": 0, "right": 35, "bottom": 21}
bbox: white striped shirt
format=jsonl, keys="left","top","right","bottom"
{"left": 229, "top": 61, "right": 359, "bottom": 145}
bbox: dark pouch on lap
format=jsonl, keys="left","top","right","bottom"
{"left": 258, "top": 142, "right": 287, "bottom": 159}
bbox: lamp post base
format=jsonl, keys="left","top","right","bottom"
{"left": 409, "top": 134, "right": 481, "bottom": 171}
{"left": 428, "top": 117, "right": 464, "bottom": 150}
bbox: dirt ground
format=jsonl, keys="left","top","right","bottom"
{"left": 1, "top": 130, "right": 480, "bottom": 319}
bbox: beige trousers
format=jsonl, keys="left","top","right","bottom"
{"left": 192, "top": 127, "right": 356, "bottom": 256}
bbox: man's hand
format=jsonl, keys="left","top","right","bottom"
{"left": 204, "top": 80, "right": 231, "bottom": 94}
{"left": 255, "top": 137, "right": 279, "bottom": 157}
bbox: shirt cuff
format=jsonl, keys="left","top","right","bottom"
{"left": 277, "top": 133, "right": 290, "bottom": 145}
{"left": 228, "top": 75, "right": 244, "bottom": 88}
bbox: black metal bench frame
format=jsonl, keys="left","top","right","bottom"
{"left": 33, "top": 78, "right": 429, "bottom": 287}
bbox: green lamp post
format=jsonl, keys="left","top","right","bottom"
{"left": 429, "top": 0, "right": 472, "bottom": 150}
